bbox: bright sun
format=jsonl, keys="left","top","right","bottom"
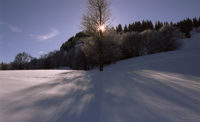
{"left": 98, "top": 25, "right": 105, "bottom": 32}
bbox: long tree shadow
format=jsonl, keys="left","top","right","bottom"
{"left": 97, "top": 70, "right": 200, "bottom": 122}
{"left": 2, "top": 69, "right": 200, "bottom": 122}
{"left": 3, "top": 70, "right": 103, "bottom": 122}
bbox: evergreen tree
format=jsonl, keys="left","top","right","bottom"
{"left": 124, "top": 24, "right": 129, "bottom": 33}
{"left": 181, "top": 18, "right": 193, "bottom": 38}
{"left": 142, "top": 20, "right": 153, "bottom": 31}
{"left": 148, "top": 20, "right": 154, "bottom": 30}
{"left": 198, "top": 17, "right": 200, "bottom": 26}
{"left": 116, "top": 24, "right": 123, "bottom": 33}
{"left": 128, "top": 24, "right": 134, "bottom": 32}
{"left": 155, "top": 21, "right": 163, "bottom": 31}
{"left": 142, "top": 20, "right": 148, "bottom": 31}
{"left": 134, "top": 21, "right": 142, "bottom": 32}
{"left": 186, "top": 18, "right": 193, "bottom": 30}
{"left": 164, "top": 21, "right": 169, "bottom": 25}
{"left": 193, "top": 17, "right": 198, "bottom": 27}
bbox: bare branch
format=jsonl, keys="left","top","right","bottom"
{"left": 81, "top": 0, "right": 113, "bottom": 71}
{"left": 81, "top": 0, "right": 113, "bottom": 33}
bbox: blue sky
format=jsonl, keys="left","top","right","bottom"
{"left": 0, "top": 0, "right": 200, "bottom": 63}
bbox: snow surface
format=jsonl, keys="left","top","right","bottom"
{"left": 0, "top": 33, "right": 200, "bottom": 122}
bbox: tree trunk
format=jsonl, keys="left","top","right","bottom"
{"left": 99, "top": 30, "right": 104, "bottom": 71}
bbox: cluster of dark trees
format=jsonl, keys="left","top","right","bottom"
{"left": 0, "top": 62, "right": 10, "bottom": 70}
{"left": 116, "top": 17, "right": 200, "bottom": 38}
{"left": 8, "top": 51, "right": 68, "bottom": 70}
{"left": 176, "top": 17, "right": 200, "bottom": 38}
{"left": 116, "top": 20, "right": 154, "bottom": 33}
{"left": 2, "top": 17, "right": 199, "bottom": 70}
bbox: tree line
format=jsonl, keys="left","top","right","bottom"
{"left": 1, "top": 16, "right": 200, "bottom": 70}
{"left": 116, "top": 17, "right": 200, "bottom": 38}
{"left": 1, "top": 24, "right": 185, "bottom": 70}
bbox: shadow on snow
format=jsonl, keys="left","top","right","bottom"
{"left": 2, "top": 69, "right": 200, "bottom": 122}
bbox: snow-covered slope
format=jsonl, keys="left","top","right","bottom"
{"left": 0, "top": 33, "right": 200, "bottom": 122}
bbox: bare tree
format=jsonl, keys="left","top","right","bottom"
{"left": 12, "top": 52, "right": 32, "bottom": 69}
{"left": 81, "top": 0, "right": 113, "bottom": 71}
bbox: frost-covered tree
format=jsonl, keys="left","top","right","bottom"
{"left": 159, "top": 24, "right": 182, "bottom": 52}
{"left": 71, "top": 47, "right": 87, "bottom": 70}
{"left": 121, "top": 32, "right": 145, "bottom": 58}
{"left": 101, "top": 29, "right": 122, "bottom": 64}
{"left": 140, "top": 29, "right": 161, "bottom": 54}
{"left": 81, "top": 0, "right": 113, "bottom": 71}
{"left": 140, "top": 25, "right": 182, "bottom": 54}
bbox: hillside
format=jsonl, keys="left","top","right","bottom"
{"left": 0, "top": 32, "right": 200, "bottom": 122}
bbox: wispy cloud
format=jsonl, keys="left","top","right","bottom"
{"left": 7, "top": 24, "right": 23, "bottom": 33}
{"left": 30, "top": 29, "right": 59, "bottom": 41}
{"left": 0, "top": 21, "right": 23, "bottom": 33}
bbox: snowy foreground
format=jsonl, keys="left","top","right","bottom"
{"left": 1, "top": 34, "right": 200, "bottom": 122}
